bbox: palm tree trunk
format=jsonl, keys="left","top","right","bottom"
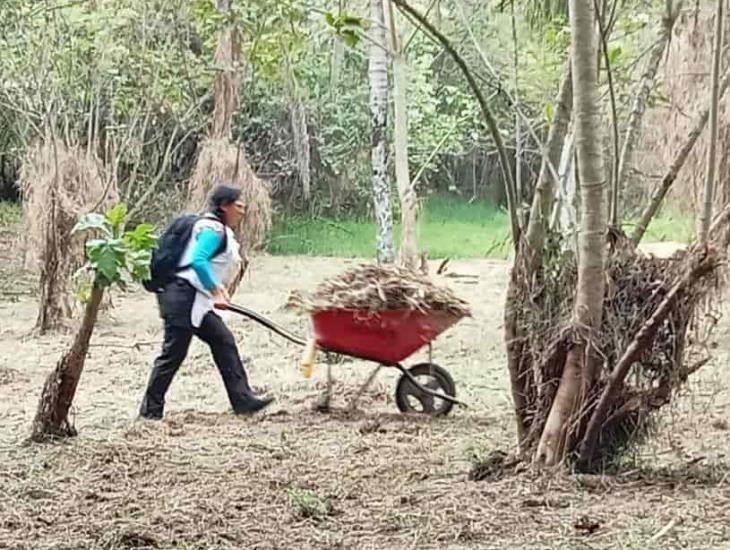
{"left": 370, "top": 0, "right": 395, "bottom": 263}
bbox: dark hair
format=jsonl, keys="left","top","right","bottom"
{"left": 207, "top": 183, "right": 242, "bottom": 218}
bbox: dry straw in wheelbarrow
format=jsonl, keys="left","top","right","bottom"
{"left": 293, "top": 263, "right": 472, "bottom": 317}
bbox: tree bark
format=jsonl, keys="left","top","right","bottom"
{"left": 505, "top": 65, "right": 573, "bottom": 448}
{"left": 631, "top": 69, "right": 730, "bottom": 246}
{"left": 616, "top": 1, "right": 681, "bottom": 209}
{"left": 525, "top": 66, "right": 573, "bottom": 257}
{"left": 370, "top": 0, "right": 396, "bottom": 263}
{"left": 388, "top": 1, "right": 418, "bottom": 268}
{"left": 31, "top": 285, "right": 105, "bottom": 441}
{"left": 211, "top": 0, "right": 239, "bottom": 140}
{"left": 535, "top": 0, "right": 606, "bottom": 466}
{"left": 699, "top": 0, "right": 723, "bottom": 243}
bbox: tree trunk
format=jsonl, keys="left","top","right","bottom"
{"left": 510, "top": 0, "right": 523, "bottom": 213}
{"left": 370, "top": 0, "right": 395, "bottom": 263}
{"left": 699, "top": 0, "right": 723, "bottom": 243}
{"left": 211, "top": 0, "right": 239, "bottom": 140}
{"left": 31, "top": 285, "right": 105, "bottom": 441}
{"left": 555, "top": 128, "right": 578, "bottom": 237}
{"left": 36, "top": 170, "right": 66, "bottom": 334}
{"left": 505, "top": 65, "right": 573, "bottom": 448}
{"left": 525, "top": 66, "right": 573, "bottom": 256}
{"left": 631, "top": 68, "right": 730, "bottom": 246}
{"left": 616, "top": 1, "right": 681, "bottom": 210}
{"left": 535, "top": 0, "right": 606, "bottom": 466}
{"left": 388, "top": 1, "right": 418, "bottom": 268}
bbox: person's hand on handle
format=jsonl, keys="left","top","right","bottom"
{"left": 212, "top": 285, "right": 230, "bottom": 310}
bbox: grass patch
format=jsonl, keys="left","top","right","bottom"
{"left": 625, "top": 211, "right": 696, "bottom": 243}
{"left": 268, "top": 195, "right": 512, "bottom": 259}
{"left": 0, "top": 201, "right": 22, "bottom": 227}
{"left": 0, "top": 196, "right": 696, "bottom": 259}
{"left": 268, "top": 195, "right": 696, "bottom": 259}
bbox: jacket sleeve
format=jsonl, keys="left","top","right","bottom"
{"left": 190, "top": 227, "right": 223, "bottom": 290}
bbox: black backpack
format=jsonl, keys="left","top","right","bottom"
{"left": 143, "top": 213, "right": 227, "bottom": 293}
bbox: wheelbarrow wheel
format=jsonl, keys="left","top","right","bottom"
{"left": 395, "top": 363, "right": 456, "bottom": 417}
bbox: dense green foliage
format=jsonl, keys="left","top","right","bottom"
{"left": 0, "top": 0, "right": 669, "bottom": 250}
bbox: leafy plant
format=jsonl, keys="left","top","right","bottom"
{"left": 72, "top": 203, "right": 156, "bottom": 288}
{"left": 287, "top": 486, "right": 333, "bottom": 519}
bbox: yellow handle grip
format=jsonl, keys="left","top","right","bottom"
{"left": 301, "top": 339, "right": 317, "bottom": 378}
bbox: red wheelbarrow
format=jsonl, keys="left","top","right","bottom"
{"left": 226, "top": 303, "right": 467, "bottom": 416}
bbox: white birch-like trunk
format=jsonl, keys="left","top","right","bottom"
{"left": 370, "top": 0, "right": 395, "bottom": 263}
{"left": 388, "top": 1, "right": 418, "bottom": 268}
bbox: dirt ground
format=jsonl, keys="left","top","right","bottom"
{"left": 0, "top": 237, "right": 729, "bottom": 549}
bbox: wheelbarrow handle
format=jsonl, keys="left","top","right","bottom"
{"left": 226, "top": 303, "right": 308, "bottom": 347}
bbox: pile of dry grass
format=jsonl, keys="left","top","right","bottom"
{"left": 19, "top": 140, "right": 116, "bottom": 332}
{"left": 188, "top": 138, "right": 271, "bottom": 254}
{"left": 293, "top": 263, "right": 472, "bottom": 317}
{"left": 517, "top": 231, "right": 722, "bottom": 462}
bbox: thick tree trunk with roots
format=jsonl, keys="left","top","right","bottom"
{"left": 388, "top": 1, "right": 418, "bottom": 268}
{"left": 31, "top": 285, "right": 104, "bottom": 441}
{"left": 534, "top": 0, "right": 606, "bottom": 466}
{"left": 370, "top": 0, "right": 395, "bottom": 263}
{"left": 496, "top": 1, "right": 726, "bottom": 473}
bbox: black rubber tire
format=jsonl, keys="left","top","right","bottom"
{"left": 395, "top": 363, "right": 456, "bottom": 417}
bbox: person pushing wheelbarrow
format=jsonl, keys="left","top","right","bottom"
{"left": 139, "top": 183, "right": 274, "bottom": 419}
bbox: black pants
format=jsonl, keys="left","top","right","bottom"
{"left": 140, "top": 279, "right": 254, "bottom": 418}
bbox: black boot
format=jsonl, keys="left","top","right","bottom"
{"left": 233, "top": 393, "right": 274, "bottom": 415}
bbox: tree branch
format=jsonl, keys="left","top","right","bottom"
{"left": 391, "top": 0, "right": 520, "bottom": 248}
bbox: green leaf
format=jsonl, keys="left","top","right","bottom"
{"left": 87, "top": 242, "right": 124, "bottom": 285}
{"left": 341, "top": 15, "right": 363, "bottom": 27}
{"left": 608, "top": 45, "right": 622, "bottom": 65}
{"left": 123, "top": 223, "right": 157, "bottom": 251}
{"left": 72, "top": 213, "right": 109, "bottom": 235}
{"left": 340, "top": 29, "right": 359, "bottom": 48}
{"left": 105, "top": 203, "right": 128, "bottom": 232}
{"left": 544, "top": 101, "right": 554, "bottom": 123}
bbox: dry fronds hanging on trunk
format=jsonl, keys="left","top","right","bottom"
{"left": 188, "top": 138, "right": 272, "bottom": 290}
{"left": 19, "top": 140, "right": 116, "bottom": 333}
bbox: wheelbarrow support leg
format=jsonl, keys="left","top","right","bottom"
{"left": 348, "top": 365, "right": 382, "bottom": 412}
{"left": 315, "top": 363, "right": 333, "bottom": 412}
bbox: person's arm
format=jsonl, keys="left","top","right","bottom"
{"left": 190, "top": 227, "right": 223, "bottom": 290}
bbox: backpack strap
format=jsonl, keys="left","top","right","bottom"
{"left": 175, "top": 214, "right": 228, "bottom": 273}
